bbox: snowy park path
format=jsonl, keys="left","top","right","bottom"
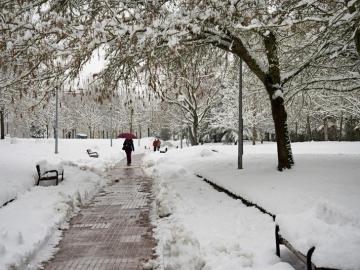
{"left": 43, "top": 154, "right": 156, "bottom": 270}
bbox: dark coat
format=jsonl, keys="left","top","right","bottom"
{"left": 123, "top": 139, "right": 135, "bottom": 151}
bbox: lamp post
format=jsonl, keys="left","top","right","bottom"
{"left": 6, "top": 112, "right": 9, "bottom": 135}
{"left": 55, "top": 86, "right": 59, "bottom": 154}
{"left": 178, "top": 95, "right": 185, "bottom": 149}
{"left": 180, "top": 122, "right": 183, "bottom": 149}
{"left": 138, "top": 123, "right": 141, "bottom": 147}
{"left": 110, "top": 105, "right": 113, "bottom": 147}
{"left": 0, "top": 106, "right": 4, "bottom": 140}
{"left": 238, "top": 58, "right": 243, "bottom": 169}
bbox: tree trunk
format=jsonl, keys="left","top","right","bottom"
{"left": 188, "top": 125, "right": 198, "bottom": 145}
{"left": 355, "top": 27, "right": 360, "bottom": 57}
{"left": 130, "top": 108, "right": 134, "bottom": 133}
{"left": 187, "top": 112, "right": 199, "bottom": 145}
{"left": 306, "top": 115, "right": 312, "bottom": 141}
{"left": 339, "top": 115, "right": 343, "bottom": 141}
{"left": 252, "top": 125, "right": 257, "bottom": 145}
{"left": 264, "top": 33, "right": 293, "bottom": 170}
{"left": 268, "top": 90, "right": 294, "bottom": 170}
{"left": 0, "top": 109, "right": 4, "bottom": 140}
{"left": 324, "top": 118, "right": 329, "bottom": 141}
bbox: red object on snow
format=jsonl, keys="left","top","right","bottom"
{"left": 117, "top": 132, "right": 137, "bottom": 139}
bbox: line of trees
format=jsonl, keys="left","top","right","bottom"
{"left": 1, "top": 1, "right": 359, "bottom": 170}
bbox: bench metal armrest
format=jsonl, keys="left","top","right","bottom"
{"left": 44, "top": 169, "right": 58, "bottom": 175}
{"left": 87, "top": 150, "right": 99, "bottom": 157}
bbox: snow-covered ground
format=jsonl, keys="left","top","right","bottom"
{"left": 143, "top": 141, "right": 360, "bottom": 270}
{"left": 1, "top": 139, "right": 359, "bottom": 270}
{"left": 0, "top": 137, "right": 154, "bottom": 270}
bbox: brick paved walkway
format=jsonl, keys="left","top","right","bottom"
{"left": 43, "top": 154, "right": 156, "bottom": 270}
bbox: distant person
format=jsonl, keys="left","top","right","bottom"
{"left": 122, "top": 138, "right": 135, "bottom": 165}
{"left": 156, "top": 139, "right": 161, "bottom": 151}
{"left": 152, "top": 139, "right": 157, "bottom": 152}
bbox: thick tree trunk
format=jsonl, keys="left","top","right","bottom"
{"left": 269, "top": 97, "right": 293, "bottom": 170}
{"left": 188, "top": 113, "right": 199, "bottom": 145}
{"left": 188, "top": 124, "right": 199, "bottom": 145}
{"left": 264, "top": 33, "right": 293, "bottom": 170}
{"left": 0, "top": 109, "right": 4, "bottom": 140}
{"left": 265, "top": 74, "right": 294, "bottom": 170}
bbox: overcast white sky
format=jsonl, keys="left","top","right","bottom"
{"left": 77, "top": 47, "right": 107, "bottom": 87}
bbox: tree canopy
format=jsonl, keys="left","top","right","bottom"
{"left": 1, "top": 0, "right": 359, "bottom": 169}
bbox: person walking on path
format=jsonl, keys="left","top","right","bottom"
{"left": 123, "top": 138, "right": 135, "bottom": 165}
{"left": 152, "top": 139, "right": 157, "bottom": 152}
{"left": 156, "top": 139, "right": 161, "bottom": 151}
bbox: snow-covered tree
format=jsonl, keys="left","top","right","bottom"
{"left": 208, "top": 57, "right": 272, "bottom": 144}
{"left": 151, "top": 48, "right": 223, "bottom": 145}
{"left": 2, "top": 1, "right": 360, "bottom": 169}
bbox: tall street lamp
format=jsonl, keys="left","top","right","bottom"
{"left": 238, "top": 58, "right": 243, "bottom": 169}
{"left": 178, "top": 95, "right": 185, "bottom": 149}
{"left": 110, "top": 105, "right": 113, "bottom": 147}
{"left": 55, "top": 86, "right": 59, "bottom": 154}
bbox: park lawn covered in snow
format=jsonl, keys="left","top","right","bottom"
{"left": 143, "top": 141, "right": 360, "bottom": 270}
{"left": 0, "top": 137, "right": 152, "bottom": 270}
{"left": 1, "top": 139, "right": 359, "bottom": 270}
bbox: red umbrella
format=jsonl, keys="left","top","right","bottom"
{"left": 117, "top": 132, "right": 137, "bottom": 139}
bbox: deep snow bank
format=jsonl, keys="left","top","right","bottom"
{"left": 144, "top": 141, "right": 360, "bottom": 270}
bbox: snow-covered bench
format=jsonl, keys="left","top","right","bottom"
{"left": 36, "top": 164, "right": 64, "bottom": 186}
{"left": 275, "top": 225, "right": 331, "bottom": 270}
{"left": 86, "top": 149, "right": 99, "bottom": 158}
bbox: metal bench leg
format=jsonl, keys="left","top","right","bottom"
{"left": 307, "top": 246, "right": 315, "bottom": 270}
{"left": 275, "top": 225, "right": 281, "bottom": 257}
